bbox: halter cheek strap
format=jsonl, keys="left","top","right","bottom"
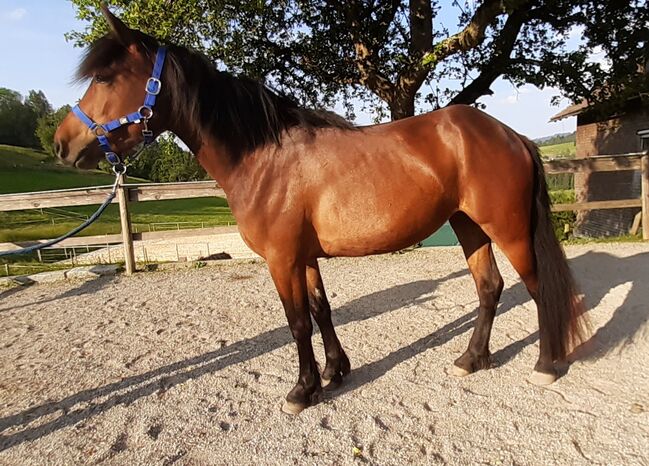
{"left": 72, "top": 46, "right": 167, "bottom": 169}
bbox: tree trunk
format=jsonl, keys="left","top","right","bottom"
{"left": 389, "top": 94, "right": 416, "bottom": 120}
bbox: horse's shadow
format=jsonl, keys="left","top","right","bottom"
{"left": 0, "top": 275, "right": 115, "bottom": 312}
{"left": 1, "top": 249, "right": 647, "bottom": 451}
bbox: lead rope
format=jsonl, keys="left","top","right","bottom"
{"left": 0, "top": 173, "right": 121, "bottom": 257}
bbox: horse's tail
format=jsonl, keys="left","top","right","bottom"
{"left": 521, "top": 135, "right": 589, "bottom": 360}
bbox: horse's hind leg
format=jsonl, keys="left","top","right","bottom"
{"left": 449, "top": 212, "right": 504, "bottom": 376}
{"left": 306, "top": 260, "right": 351, "bottom": 389}
{"left": 490, "top": 236, "right": 557, "bottom": 385}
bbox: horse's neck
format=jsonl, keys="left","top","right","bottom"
{"left": 173, "top": 123, "right": 237, "bottom": 193}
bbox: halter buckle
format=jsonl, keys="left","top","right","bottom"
{"left": 146, "top": 77, "right": 162, "bottom": 95}
{"left": 105, "top": 152, "right": 121, "bottom": 166}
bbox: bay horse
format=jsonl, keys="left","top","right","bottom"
{"left": 54, "top": 7, "right": 586, "bottom": 414}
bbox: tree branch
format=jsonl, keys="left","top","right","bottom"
{"left": 428, "top": 0, "right": 507, "bottom": 64}
{"left": 449, "top": 8, "right": 527, "bottom": 105}
{"left": 332, "top": 0, "right": 400, "bottom": 102}
{"left": 397, "top": 0, "right": 510, "bottom": 103}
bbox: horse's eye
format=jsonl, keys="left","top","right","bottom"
{"left": 94, "top": 74, "right": 109, "bottom": 84}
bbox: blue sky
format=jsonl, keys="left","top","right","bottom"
{"left": 0, "top": 1, "right": 577, "bottom": 139}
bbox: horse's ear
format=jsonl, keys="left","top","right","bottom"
{"left": 100, "top": 3, "right": 135, "bottom": 46}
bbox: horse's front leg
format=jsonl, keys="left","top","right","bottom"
{"left": 268, "top": 258, "right": 321, "bottom": 415}
{"left": 306, "top": 260, "right": 351, "bottom": 389}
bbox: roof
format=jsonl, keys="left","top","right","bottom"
{"left": 549, "top": 99, "right": 589, "bottom": 122}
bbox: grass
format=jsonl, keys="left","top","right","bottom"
{"left": 1, "top": 261, "right": 72, "bottom": 277}
{"left": 0, "top": 144, "right": 235, "bottom": 244}
{"left": 0, "top": 144, "right": 122, "bottom": 193}
{"left": 0, "top": 198, "right": 235, "bottom": 242}
{"left": 540, "top": 141, "right": 576, "bottom": 159}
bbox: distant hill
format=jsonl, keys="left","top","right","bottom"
{"left": 0, "top": 144, "right": 142, "bottom": 194}
{"left": 534, "top": 131, "right": 576, "bottom": 146}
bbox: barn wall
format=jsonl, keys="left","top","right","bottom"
{"left": 574, "top": 106, "right": 648, "bottom": 237}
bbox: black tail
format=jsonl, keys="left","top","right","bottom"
{"left": 521, "top": 136, "right": 588, "bottom": 361}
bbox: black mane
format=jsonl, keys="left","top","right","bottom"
{"left": 77, "top": 34, "right": 356, "bottom": 163}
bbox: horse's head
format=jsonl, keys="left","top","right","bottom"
{"left": 54, "top": 6, "right": 167, "bottom": 168}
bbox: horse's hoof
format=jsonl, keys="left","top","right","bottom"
{"left": 529, "top": 370, "right": 557, "bottom": 386}
{"left": 450, "top": 365, "right": 471, "bottom": 377}
{"left": 281, "top": 400, "right": 307, "bottom": 415}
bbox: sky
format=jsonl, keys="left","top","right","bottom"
{"left": 0, "top": 0, "right": 578, "bottom": 139}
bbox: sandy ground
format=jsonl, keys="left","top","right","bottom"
{"left": 0, "top": 243, "right": 648, "bottom": 465}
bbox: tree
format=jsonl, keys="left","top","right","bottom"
{"left": 25, "top": 90, "right": 53, "bottom": 119}
{"left": 36, "top": 105, "right": 72, "bottom": 157}
{"left": 68, "top": 1, "right": 649, "bottom": 121}
{"left": 0, "top": 88, "right": 40, "bottom": 148}
{"left": 127, "top": 134, "right": 207, "bottom": 182}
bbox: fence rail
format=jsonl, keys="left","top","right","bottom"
{"left": 0, "top": 181, "right": 226, "bottom": 212}
{"left": 1, "top": 152, "right": 647, "bottom": 274}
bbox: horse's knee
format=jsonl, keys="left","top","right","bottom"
{"left": 308, "top": 287, "right": 331, "bottom": 319}
{"left": 289, "top": 317, "right": 313, "bottom": 341}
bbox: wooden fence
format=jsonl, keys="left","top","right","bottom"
{"left": 1, "top": 152, "right": 647, "bottom": 275}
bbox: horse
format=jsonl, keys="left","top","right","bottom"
{"left": 54, "top": 6, "right": 587, "bottom": 415}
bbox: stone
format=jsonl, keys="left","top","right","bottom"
{"left": 27, "top": 270, "right": 67, "bottom": 284}
{"left": 67, "top": 267, "right": 101, "bottom": 280}
{"left": 88, "top": 264, "right": 120, "bottom": 276}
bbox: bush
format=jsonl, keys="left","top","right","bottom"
{"left": 36, "top": 105, "right": 72, "bottom": 157}
{"left": 549, "top": 189, "right": 576, "bottom": 241}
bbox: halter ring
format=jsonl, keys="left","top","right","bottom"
{"left": 138, "top": 106, "right": 154, "bottom": 120}
{"left": 93, "top": 126, "right": 107, "bottom": 137}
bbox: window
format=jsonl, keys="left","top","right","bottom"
{"left": 638, "top": 129, "right": 649, "bottom": 151}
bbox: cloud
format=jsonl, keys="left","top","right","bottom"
{"left": 2, "top": 8, "right": 27, "bottom": 21}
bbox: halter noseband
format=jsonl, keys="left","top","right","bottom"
{"left": 72, "top": 46, "right": 167, "bottom": 171}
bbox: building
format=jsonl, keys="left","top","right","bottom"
{"left": 550, "top": 96, "right": 649, "bottom": 236}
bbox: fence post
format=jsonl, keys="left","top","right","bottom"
{"left": 117, "top": 173, "right": 136, "bottom": 274}
{"left": 642, "top": 154, "right": 649, "bottom": 241}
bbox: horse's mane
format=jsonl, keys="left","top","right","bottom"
{"left": 77, "top": 34, "right": 356, "bottom": 163}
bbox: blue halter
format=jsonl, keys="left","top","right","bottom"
{"left": 72, "top": 46, "right": 167, "bottom": 169}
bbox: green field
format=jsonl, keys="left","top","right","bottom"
{"left": 540, "top": 141, "right": 576, "bottom": 159}
{"left": 0, "top": 144, "right": 121, "bottom": 193}
{"left": 0, "top": 145, "right": 235, "bottom": 243}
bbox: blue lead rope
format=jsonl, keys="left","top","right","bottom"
{"left": 0, "top": 178, "right": 119, "bottom": 258}
{"left": 1, "top": 46, "right": 168, "bottom": 258}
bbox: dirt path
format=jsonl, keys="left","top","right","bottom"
{"left": 1, "top": 244, "right": 648, "bottom": 465}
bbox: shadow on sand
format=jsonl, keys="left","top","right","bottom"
{"left": 1, "top": 249, "right": 647, "bottom": 450}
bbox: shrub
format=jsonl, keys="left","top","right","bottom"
{"left": 549, "top": 190, "right": 576, "bottom": 241}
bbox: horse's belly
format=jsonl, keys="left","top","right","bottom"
{"left": 314, "top": 190, "right": 452, "bottom": 257}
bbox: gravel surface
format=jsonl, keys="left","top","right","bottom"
{"left": 0, "top": 243, "right": 648, "bottom": 465}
